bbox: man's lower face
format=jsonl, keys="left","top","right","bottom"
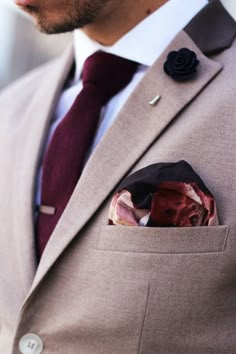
{"left": 14, "top": 0, "right": 112, "bottom": 34}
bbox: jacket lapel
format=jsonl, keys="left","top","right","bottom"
{"left": 32, "top": 29, "right": 222, "bottom": 291}
{"left": 14, "top": 45, "right": 74, "bottom": 292}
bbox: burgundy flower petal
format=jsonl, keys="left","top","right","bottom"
{"left": 148, "top": 182, "right": 216, "bottom": 227}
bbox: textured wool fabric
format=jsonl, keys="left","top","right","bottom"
{"left": 36, "top": 52, "right": 138, "bottom": 257}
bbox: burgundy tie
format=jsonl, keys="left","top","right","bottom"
{"left": 36, "top": 51, "right": 138, "bottom": 257}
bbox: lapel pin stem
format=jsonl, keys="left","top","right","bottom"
{"left": 149, "top": 94, "right": 161, "bottom": 106}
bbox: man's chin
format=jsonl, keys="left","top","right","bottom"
{"left": 18, "top": 5, "right": 92, "bottom": 34}
{"left": 36, "top": 21, "right": 79, "bottom": 35}
{"left": 30, "top": 13, "right": 84, "bottom": 34}
{"left": 27, "top": 16, "right": 73, "bottom": 34}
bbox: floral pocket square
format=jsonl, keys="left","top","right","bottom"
{"left": 109, "top": 160, "right": 218, "bottom": 227}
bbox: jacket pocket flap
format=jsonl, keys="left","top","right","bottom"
{"left": 97, "top": 225, "right": 229, "bottom": 254}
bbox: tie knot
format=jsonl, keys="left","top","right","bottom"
{"left": 82, "top": 51, "right": 138, "bottom": 103}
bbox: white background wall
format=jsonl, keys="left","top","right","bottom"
{"left": 221, "top": 0, "right": 236, "bottom": 17}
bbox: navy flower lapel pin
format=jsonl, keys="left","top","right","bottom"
{"left": 164, "top": 48, "right": 199, "bottom": 81}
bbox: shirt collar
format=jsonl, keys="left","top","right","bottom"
{"left": 73, "top": 0, "right": 208, "bottom": 81}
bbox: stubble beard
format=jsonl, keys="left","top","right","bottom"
{"left": 28, "top": 0, "right": 111, "bottom": 34}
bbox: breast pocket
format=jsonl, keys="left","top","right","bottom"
{"left": 97, "top": 225, "right": 229, "bottom": 254}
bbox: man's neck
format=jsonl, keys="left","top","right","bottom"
{"left": 82, "top": 0, "right": 168, "bottom": 46}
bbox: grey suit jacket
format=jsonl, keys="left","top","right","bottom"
{"left": 0, "top": 1, "right": 236, "bottom": 353}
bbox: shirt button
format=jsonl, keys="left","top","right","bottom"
{"left": 19, "top": 333, "right": 44, "bottom": 354}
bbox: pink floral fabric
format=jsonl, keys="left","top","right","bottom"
{"left": 109, "top": 161, "right": 218, "bottom": 227}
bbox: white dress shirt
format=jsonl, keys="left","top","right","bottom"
{"left": 36, "top": 0, "right": 208, "bottom": 206}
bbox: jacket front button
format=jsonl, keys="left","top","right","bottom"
{"left": 19, "top": 333, "right": 44, "bottom": 354}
